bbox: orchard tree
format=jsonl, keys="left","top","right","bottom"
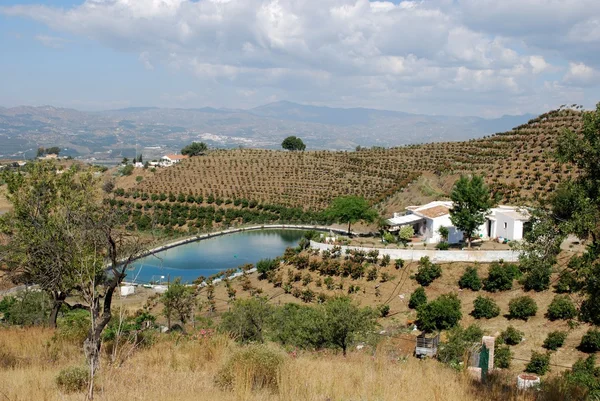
{"left": 281, "top": 136, "right": 306, "bottom": 151}
{"left": 326, "top": 196, "right": 378, "bottom": 235}
{"left": 161, "top": 278, "right": 196, "bottom": 330}
{"left": 181, "top": 142, "right": 208, "bottom": 156}
{"left": 450, "top": 175, "right": 495, "bottom": 247}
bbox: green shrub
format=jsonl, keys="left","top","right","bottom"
{"left": 580, "top": 329, "right": 600, "bottom": 353}
{"left": 546, "top": 296, "right": 577, "bottom": 321}
{"left": 483, "top": 261, "right": 519, "bottom": 292}
{"left": 56, "top": 366, "right": 89, "bottom": 393}
{"left": 458, "top": 266, "right": 482, "bottom": 291}
{"left": 500, "top": 326, "right": 523, "bottom": 345}
{"left": 380, "top": 254, "right": 391, "bottom": 267}
{"left": 408, "top": 287, "right": 427, "bottom": 310}
{"left": 416, "top": 293, "right": 462, "bottom": 332}
{"left": 525, "top": 351, "right": 551, "bottom": 375}
{"left": 543, "top": 331, "right": 567, "bottom": 351}
{"left": 471, "top": 296, "right": 500, "bottom": 319}
{"left": 394, "top": 259, "right": 404, "bottom": 269}
{"left": 367, "top": 267, "right": 378, "bottom": 281}
{"left": 521, "top": 264, "right": 551, "bottom": 292}
{"left": 220, "top": 298, "right": 273, "bottom": 343}
{"left": 56, "top": 309, "right": 90, "bottom": 343}
{"left": 414, "top": 257, "right": 442, "bottom": 286}
{"left": 378, "top": 304, "right": 390, "bottom": 317}
{"left": 508, "top": 296, "right": 537, "bottom": 320}
{"left": 256, "top": 259, "right": 278, "bottom": 280}
{"left": 554, "top": 271, "right": 582, "bottom": 294}
{"left": 494, "top": 345, "right": 512, "bottom": 369}
{"left": 559, "top": 355, "right": 600, "bottom": 399}
{"left": 0, "top": 291, "right": 52, "bottom": 326}
{"left": 215, "top": 345, "right": 285, "bottom": 391}
{"left": 436, "top": 242, "right": 450, "bottom": 250}
{"left": 437, "top": 324, "right": 483, "bottom": 368}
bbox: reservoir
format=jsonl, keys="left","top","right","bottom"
{"left": 127, "top": 229, "right": 305, "bottom": 283}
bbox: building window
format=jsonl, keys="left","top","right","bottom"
{"left": 504, "top": 222, "right": 508, "bottom": 229}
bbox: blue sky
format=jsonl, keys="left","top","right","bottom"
{"left": 1, "top": 0, "right": 599, "bottom": 117}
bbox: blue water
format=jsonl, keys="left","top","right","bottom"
{"left": 127, "top": 229, "right": 304, "bottom": 284}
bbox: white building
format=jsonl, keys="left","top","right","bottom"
{"left": 160, "top": 154, "right": 189, "bottom": 167}
{"left": 386, "top": 201, "right": 530, "bottom": 244}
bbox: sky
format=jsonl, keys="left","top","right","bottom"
{"left": 0, "top": 0, "right": 599, "bottom": 117}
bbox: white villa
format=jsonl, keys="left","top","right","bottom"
{"left": 386, "top": 201, "right": 530, "bottom": 244}
{"left": 160, "top": 154, "right": 189, "bottom": 167}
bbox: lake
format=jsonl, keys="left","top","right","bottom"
{"left": 127, "top": 229, "right": 305, "bottom": 284}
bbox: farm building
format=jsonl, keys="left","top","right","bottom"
{"left": 160, "top": 154, "right": 189, "bottom": 167}
{"left": 386, "top": 201, "right": 530, "bottom": 244}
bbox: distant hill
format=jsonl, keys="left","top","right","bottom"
{"left": 0, "top": 101, "right": 535, "bottom": 160}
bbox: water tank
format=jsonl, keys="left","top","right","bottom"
{"left": 517, "top": 373, "right": 540, "bottom": 390}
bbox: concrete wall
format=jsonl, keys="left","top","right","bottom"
{"left": 310, "top": 241, "right": 519, "bottom": 262}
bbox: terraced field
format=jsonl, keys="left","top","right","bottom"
{"left": 131, "top": 108, "right": 581, "bottom": 211}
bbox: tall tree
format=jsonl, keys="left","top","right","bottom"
{"left": 450, "top": 175, "right": 495, "bottom": 247}
{"left": 181, "top": 142, "right": 208, "bottom": 156}
{"left": 161, "top": 278, "right": 196, "bottom": 330}
{"left": 326, "top": 196, "right": 378, "bottom": 235}
{"left": 281, "top": 136, "right": 306, "bottom": 151}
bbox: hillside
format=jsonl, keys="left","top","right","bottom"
{"left": 131, "top": 107, "right": 581, "bottom": 214}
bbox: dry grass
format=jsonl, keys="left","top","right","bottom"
{"left": 0, "top": 326, "right": 498, "bottom": 401}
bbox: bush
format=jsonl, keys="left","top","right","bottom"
{"left": 56, "top": 309, "right": 90, "bottom": 343}
{"left": 416, "top": 293, "right": 462, "bottom": 332}
{"left": 0, "top": 291, "right": 52, "bottom": 326}
{"left": 437, "top": 324, "right": 483, "bottom": 367}
{"left": 546, "top": 296, "right": 577, "bottom": 321}
{"left": 436, "top": 242, "right": 450, "bottom": 250}
{"left": 56, "top": 366, "right": 89, "bottom": 393}
{"left": 458, "top": 266, "right": 482, "bottom": 291}
{"left": 414, "top": 257, "right": 442, "bottom": 286}
{"left": 525, "top": 351, "right": 551, "bottom": 375}
{"left": 378, "top": 304, "right": 390, "bottom": 317}
{"left": 580, "top": 329, "right": 600, "bottom": 353}
{"left": 220, "top": 298, "right": 273, "bottom": 343}
{"left": 554, "top": 271, "right": 582, "bottom": 294}
{"left": 508, "top": 296, "right": 537, "bottom": 320}
{"left": 394, "top": 259, "right": 404, "bottom": 269}
{"left": 500, "top": 326, "right": 523, "bottom": 345}
{"left": 483, "top": 261, "right": 519, "bottom": 292}
{"left": 408, "top": 287, "right": 427, "bottom": 310}
{"left": 471, "top": 296, "right": 500, "bottom": 319}
{"left": 215, "top": 345, "right": 285, "bottom": 391}
{"left": 543, "top": 331, "right": 567, "bottom": 351}
{"left": 521, "top": 264, "right": 551, "bottom": 292}
{"left": 494, "top": 345, "right": 512, "bottom": 369}
{"left": 256, "top": 259, "right": 278, "bottom": 280}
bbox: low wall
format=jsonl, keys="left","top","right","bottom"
{"left": 309, "top": 241, "right": 520, "bottom": 263}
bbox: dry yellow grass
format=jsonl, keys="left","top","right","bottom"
{"left": 0, "top": 326, "right": 504, "bottom": 401}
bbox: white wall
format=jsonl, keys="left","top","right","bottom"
{"left": 495, "top": 212, "right": 516, "bottom": 240}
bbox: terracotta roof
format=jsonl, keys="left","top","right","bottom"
{"left": 416, "top": 205, "right": 450, "bottom": 219}
{"left": 164, "top": 154, "right": 189, "bottom": 160}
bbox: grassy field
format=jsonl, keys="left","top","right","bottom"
{"left": 0, "top": 326, "right": 533, "bottom": 401}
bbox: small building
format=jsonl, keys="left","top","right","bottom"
{"left": 415, "top": 332, "right": 440, "bottom": 358}
{"left": 386, "top": 201, "right": 530, "bottom": 244}
{"left": 160, "top": 154, "right": 189, "bottom": 167}
{"left": 38, "top": 153, "right": 58, "bottom": 160}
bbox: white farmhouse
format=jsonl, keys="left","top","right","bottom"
{"left": 160, "top": 154, "right": 189, "bottom": 167}
{"left": 386, "top": 201, "right": 530, "bottom": 244}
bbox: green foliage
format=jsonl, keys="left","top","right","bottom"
{"left": 398, "top": 225, "right": 414, "bottom": 245}
{"left": 56, "top": 309, "right": 91, "bottom": 343}
{"left": 394, "top": 259, "right": 405, "bottom": 269}
{"left": 416, "top": 293, "right": 462, "bottom": 332}
{"left": 437, "top": 324, "right": 484, "bottom": 368}
{"left": 458, "top": 266, "right": 482, "bottom": 291}
{"left": 256, "top": 258, "right": 279, "bottom": 280}
{"left": 560, "top": 355, "right": 600, "bottom": 399}
{"left": 508, "top": 296, "right": 537, "bottom": 320}
{"left": 554, "top": 270, "right": 582, "bottom": 294}
{"left": 414, "top": 256, "right": 441, "bottom": 286}
{"left": 580, "top": 329, "right": 600, "bottom": 353}
{"left": 281, "top": 136, "right": 306, "bottom": 151}
{"left": 494, "top": 345, "right": 512, "bottom": 369}
{"left": 121, "top": 164, "right": 134, "bottom": 176}
{"left": 215, "top": 345, "right": 284, "bottom": 391}
{"left": 56, "top": 366, "right": 89, "bottom": 393}
{"left": 378, "top": 304, "right": 390, "bottom": 317}
{"left": 181, "top": 142, "right": 208, "bottom": 156}
{"left": 543, "top": 331, "right": 567, "bottom": 351}
{"left": 220, "top": 298, "right": 273, "bottom": 343}
{"left": 367, "top": 267, "right": 378, "bottom": 281}
{"left": 499, "top": 326, "right": 523, "bottom": 345}
{"left": 435, "top": 242, "right": 449, "bottom": 250}
{"left": 326, "top": 196, "right": 378, "bottom": 233}
{"left": 382, "top": 232, "right": 395, "bottom": 244}
{"left": 161, "top": 279, "right": 196, "bottom": 327}
{"left": 546, "top": 295, "right": 577, "bottom": 321}
{"left": 0, "top": 291, "right": 51, "bottom": 326}
{"left": 449, "top": 175, "right": 494, "bottom": 247}
{"left": 408, "top": 287, "right": 427, "bottom": 310}
{"left": 525, "top": 351, "right": 551, "bottom": 375}
{"left": 471, "top": 295, "right": 500, "bottom": 319}
{"left": 438, "top": 226, "right": 449, "bottom": 242}
{"left": 483, "top": 261, "right": 519, "bottom": 292}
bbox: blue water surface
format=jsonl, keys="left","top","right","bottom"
{"left": 127, "top": 229, "right": 304, "bottom": 284}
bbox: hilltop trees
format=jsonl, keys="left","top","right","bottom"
{"left": 326, "top": 196, "right": 378, "bottom": 234}
{"left": 450, "top": 175, "right": 495, "bottom": 247}
{"left": 281, "top": 136, "right": 306, "bottom": 151}
{"left": 181, "top": 142, "right": 208, "bottom": 156}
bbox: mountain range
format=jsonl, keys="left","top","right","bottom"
{"left": 0, "top": 101, "right": 535, "bottom": 163}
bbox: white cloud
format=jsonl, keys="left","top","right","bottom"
{"left": 34, "top": 34, "right": 70, "bottom": 48}
{"left": 564, "top": 62, "right": 600, "bottom": 87}
{"left": 1, "top": 0, "right": 598, "bottom": 115}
